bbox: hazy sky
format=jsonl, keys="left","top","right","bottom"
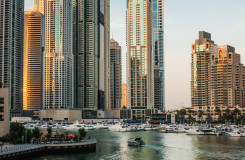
{"left": 25, "top": 0, "right": 245, "bottom": 110}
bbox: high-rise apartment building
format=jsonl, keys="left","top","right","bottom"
{"left": 191, "top": 31, "right": 245, "bottom": 108}
{"left": 34, "top": 0, "right": 44, "bottom": 14}
{"left": 23, "top": 10, "right": 44, "bottom": 111}
{"left": 191, "top": 31, "right": 215, "bottom": 107}
{"left": 210, "top": 45, "right": 245, "bottom": 108}
{"left": 73, "top": 0, "right": 110, "bottom": 115}
{"left": 152, "top": 0, "right": 164, "bottom": 111}
{"left": 0, "top": 0, "right": 24, "bottom": 109}
{"left": 110, "top": 38, "right": 121, "bottom": 109}
{"left": 126, "top": 0, "right": 154, "bottom": 120}
{"left": 43, "top": 0, "right": 73, "bottom": 109}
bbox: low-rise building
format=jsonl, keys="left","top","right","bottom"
{"left": 39, "top": 109, "right": 82, "bottom": 122}
{"left": 0, "top": 88, "right": 9, "bottom": 137}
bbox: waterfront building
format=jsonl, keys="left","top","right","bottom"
{"left": 0, "top": 0, "right": 24, "bottom": 110}
{"left": 210, "top": 45, "right": 245, "bottom": 108}
{"left": 121, "top": 83, "right": 127, "bottom": 108}
{"left": 73, "top": 0, "right": 110, "bottom": 116}
{"left": 126, "top": 0, "right": 154, "bottom": 120}
{"left": 23, "top": 10, "right": 44, "bottom": 111}
{"left": 191, "top": 31, "right": 245, "bottom": 109}
{"left": 34, "top": 0, "right": 44, "bottom": 14}
{"left": 152, "top": 0, "right": 165, "bottom": 111}
{"left": 0, "top": 88, "right": 9, "bottom": 137}
{"left": 191, "top": 31, "right": 215, "bottom": 107}
{"left": 43, "top": 0, "right": 73, "bottom": 109}
{"left": 110, "top": 38, "right": 121, "bottom": 109}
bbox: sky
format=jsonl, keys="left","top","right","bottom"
{"left": 25, "top": 0, "right": 245, "bottom": 110}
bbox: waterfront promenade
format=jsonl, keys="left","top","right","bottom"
{"left": 0, "top": 139, "right": 96, "bottom": 159}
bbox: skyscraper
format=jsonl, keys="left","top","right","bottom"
{"left": 191, "top": 31, "right": 215, "bottom": 107}
{"left": 34, "top": 0, "right": 44, "bottom": 14}
{"left": 0, "top": 0, "right": 24, "bottom": 109}
{"left": 110, "top": 38, "right": 121, "bottom": 109}
{"left": 43, "top": 0, "right": 73, "bottom": 109}
{"left": 152, "top": 0, "right": 164, "bottom": 111}
{"left": 126, "top": 0, "right": 154, "bottom": 120}
{"left": 23, "top": 10, "right": 44, "bottom": 111}
{"left": 73, "top": 0, "right": 110, "bottom": 116}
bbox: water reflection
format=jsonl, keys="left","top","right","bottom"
{"left": 28, "top": 130, "right": 245, "bottom": 160}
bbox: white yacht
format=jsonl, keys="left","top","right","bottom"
{"left": 228, "top": 130, "right": 242, "bottom": 137}
{"left": 62, "top": 123, "right": 85, "bottom": 131}
{"left": 108, "top": 124, "right": 135, "bottom": 132}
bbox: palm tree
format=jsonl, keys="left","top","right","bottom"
{"left": 215, "top": 108, "right": 221, "bottom": 122}
{"left": 198, "top": 110, "right": 203, "bottom": 121}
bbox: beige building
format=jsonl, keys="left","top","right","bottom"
{"left": 210, "top": 45, "right": 245, "bottom": 108}
{"left": 39, "top": 109, "right": 81, "bottom": 122}
{"left": 191, "top": 31, "right": 245, "bottom": 109}
{"left": 23, "top": 10, "right": 44, "bottom": 111}
{"left": 121, "top": 83, "right": 127, "bottom": 108}
{"left": 0, "top": 88, "right": 9, "bottom": 137}
{"left": 191, "top": 31, "right": 215, "bottom": 107}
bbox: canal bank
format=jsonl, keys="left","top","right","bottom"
{"left": 0, "top": 139, "right": 96, "bottom": 160}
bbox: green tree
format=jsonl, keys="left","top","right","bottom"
{"left": 33, "top": 127, "right": 41, "bottom": 139}
{"left": 78, "top": 128, "right": 86, "bottom": 140}
{"left": 47, "top": 127, "right": 52, "bottom": 140}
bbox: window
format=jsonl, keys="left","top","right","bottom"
{"left": 0, "top": 107, "right": 3, "bottom": 112}
{"left": 0, "top": 98, "right": 3, "bottom": 104}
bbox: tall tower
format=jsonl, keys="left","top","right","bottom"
{"left": 0, "top": 0, "right": 24, "bottom": 109}
{"left": 127, "top": 0, "right": 154, "bottom": 120}
{"left": 191, "top": 31, "right": 215, "bottom": 107}
{"left": 152, "top": 0, "right": 164, "bottom": 111}
{"left": 110, "top": 38, "right": 122, "bottom": 109}
{"left": 23, "top": 10, "right": 44, "bottom": 111}
{"left": 43, "top": 0, "right": 73, "bottom": 109}
{"left": 73, "top": 0, "right": 110, "bottom": 116}
{"left": 34, "top": 0, "right": 44, "bottom": 14}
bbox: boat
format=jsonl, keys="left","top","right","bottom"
{"left": 228, "top": 130, "right": 242, "bottom": 137}
{"left": 108, "top": 124, "right": 136, "bottom": 132}
{"left": 128, "top": 137, "right": 145, "bottom": 146}
{"left": 61, "top": 123, "right": 85, "bottom": 131}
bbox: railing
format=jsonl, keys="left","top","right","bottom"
{"left": 0, "top": 144, "right": 44, "bottom": 155}
{"left": 0, "top": 139, "right": 96, "bottom": 155}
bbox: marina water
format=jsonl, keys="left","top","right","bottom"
{"left": 28, "top": 130, "right": 245, "bottom": 160}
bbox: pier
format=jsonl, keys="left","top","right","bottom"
{"left": 0, "top": 139, "right": 96, "bottom": 159}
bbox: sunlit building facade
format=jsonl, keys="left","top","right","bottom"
{"left": 121, "top": 83, "right": 127, "bottom": 108}
{"left": 23, "top": 10, "right": 44, "bottom": 111}
{"left": 73, "top": 0, "right": 110, "bottom": 114}
{"left": 191, "top": 31, "right": 215, "bottom": 107}
{"left": 43, "top": 0, "right": 73, "bottom": 109}
{"left": 191, "top": 31, "right": 245, "bottom": 108}
{"left": 152, "top": 0, "right": 164, "bottom": 111}
{"left": 34, "top": 0, "right": 44, "bottom": 14}
{"left": 210, "top": 45, "right": 245, "bottom": 108}
{"left": 110, "top": 38, "right": 121, "bottom": 109}
{"left": 126, "top": 0, "right": 154, "bottom": 120}
{"left": 0, "top": 0, "right": 24, "bottom": 109}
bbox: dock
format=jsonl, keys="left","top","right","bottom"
{"left": 0, "top": 139, "right": 96, "bottom": 159}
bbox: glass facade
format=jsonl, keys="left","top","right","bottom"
{"left": 0, "top": 0, "right": 24, "bottom": 109}
{"left": 44, "top": 0, "right": 73, "bottom": 109}
{"left": 152, "top": 0, "right": 165, "bottom": 111}
{"left": 127, "top": 0, "right": 153, "bottom": 120}
{"left": 73, "top": 0, "right": 110, "bottom": 112}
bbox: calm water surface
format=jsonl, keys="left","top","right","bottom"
{"left": 29, "top": 130, "right": 245, "bottom": 160}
